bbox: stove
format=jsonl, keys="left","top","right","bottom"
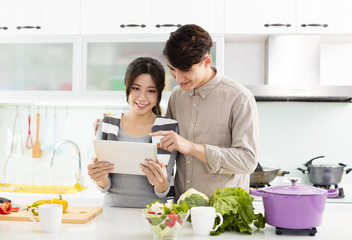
{"left": 250, "top": 183, "right": 271, "bottom": 189}
{"left": 276, "top": 227, "right": 317, "bottom": 236}
{"left": 313, "top": 184, "right": 345, "bottom": 198}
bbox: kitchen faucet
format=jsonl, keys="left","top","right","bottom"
{"left": 49, "top": 140, "right": 84, "bottom": 191}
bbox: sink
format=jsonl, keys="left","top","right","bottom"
{"left": 0, "top": 183, "right": 87, "bottom": 194}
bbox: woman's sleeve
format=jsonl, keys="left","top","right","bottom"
{"left": 93, "top": 118, "right": 112, "bottom": 192}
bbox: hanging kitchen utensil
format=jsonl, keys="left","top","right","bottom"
{"left": 297, "top": 156, "right": 352, "bottom": 185}
{"left": 32, "top": 113, "right": 41, "bottom": 158}
{"left": 41, "top": 108, "right": 50, "bottom": 151}
{"left": 25, "top": 113, "right": 33, "bottom": 149}
{"left": 3, "top": 108, "right": 24, "bottom": 183}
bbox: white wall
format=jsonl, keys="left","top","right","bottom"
{"left": 257, "top": 102, "right": 352, "bottom": 186}
{"left": 1, "top": 102, "right": 351, "bottom": 190}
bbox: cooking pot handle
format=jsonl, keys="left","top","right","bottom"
{"left": 327, "top": 189, "right": 339, "bottom": 198}
{"left": 345, "top": 168, "right": 352, "bottom": 174}
{"left": 278, "top": 171, "right": 290, "bottom": 176}
{"left": 304, "top": 156, "right": 325, "bottom": 166}
{"left": 249, "top": 189, "right": 267, "bottom": 197}
{"left": 297, "top": 168, "right": 307, "bottom": 174}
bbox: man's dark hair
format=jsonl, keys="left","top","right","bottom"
{"left": 163, "top": 24, "right": 213, "bottom": 71}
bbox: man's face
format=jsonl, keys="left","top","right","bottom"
{"left": 167, "top": 55, "right": 211, "bottom": 91}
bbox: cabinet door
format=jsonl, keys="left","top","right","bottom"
{"left": 151, "top": 0, "right": 195, "bottom": 34}
{"left": 297, "top": 0, "right": 352, "bottom": 34}
{"left": 0, "top": 1, "right": 12, "bottom": 34}
{"left": 151, "top": 0, "right": 223, "bottom": 34}
{"left": 194, "top": 0, "right": 224, "bottom": 34}
{"left": 5, "top": 0, "right": 80, "bottom": 36}
{"left": 0, "top": 38, "right": 77, "bottom": 95}
{"left": 81, "top": 0, "right": 152, "bottom": 34}
{"left": 225, "top": 0, "right": 296, "bottom": 34}
{"left": 82, "top": 36, "right": 220, "bottom": 96}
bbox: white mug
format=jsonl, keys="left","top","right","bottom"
{"left": 191, "top": 206, "right": 223, "bottom": 236}
{"left": 28, "top": 204, "right": 63, "bottom": 233}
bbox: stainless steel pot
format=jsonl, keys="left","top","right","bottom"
{"left": 251, "top": 163, "right": 290, "bottom": 186}
{"left": 297, "top": 156, "right": 352, "bottom": 185}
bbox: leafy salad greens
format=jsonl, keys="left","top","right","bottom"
{"left": 209, "top": 187, "right": 266, "bottom": 235}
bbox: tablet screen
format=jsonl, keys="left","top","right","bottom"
{"left": 93, "top": 140, "right": 157, "bottom": 175}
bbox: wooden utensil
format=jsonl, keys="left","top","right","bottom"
{"left": 32, "top": 113, "right": 41, "bottom": 158}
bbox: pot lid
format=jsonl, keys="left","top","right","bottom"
{"left": 263, "top": 178, "right": 327, "bottom": 196}
{"left": 310, "top": 164, "right": 343, "bottom": 168}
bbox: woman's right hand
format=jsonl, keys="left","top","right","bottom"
{"left": 87, "top": 157, "right": 114, "bottom": 188}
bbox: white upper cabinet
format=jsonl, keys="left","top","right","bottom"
{"left": 0, "top": 0, "right": 80, "bottom": 36}
{"left": 225, "top": 0, "right": 296, "bottom": 34}
{"left": 81, "top": 0, "right": 152, "bottom": 34}
{"left": 297, "top": 0, "right": 352, "bottom": 34}
{"left": 151, "top": 0, "right": 224, "bottom": 34}
{"left": 225, "top": 0, "right": 352, "bottom": 35}
{"left": 0, "top": 1, "right": 11, "bottom": 33}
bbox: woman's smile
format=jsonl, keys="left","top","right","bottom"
{"left": 135, "top": 102, "right": 149, "bottom": 109}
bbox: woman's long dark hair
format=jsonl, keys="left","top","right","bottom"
{"left": 124, "top": 57, "right": 165, "bottom": 115}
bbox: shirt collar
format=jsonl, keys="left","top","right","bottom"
{"left": 188, "top": 66, "right": 221, "bottom": 100}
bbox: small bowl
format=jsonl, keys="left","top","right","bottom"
{"left": 141, "top": 210, "right": 190, "bottom": 239}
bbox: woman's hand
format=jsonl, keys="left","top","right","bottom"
{"left": 87, "top": 157, "right": 114, "bottom": 188}
{"left": 140, "top": 159, "right": 169, "bottom": 193}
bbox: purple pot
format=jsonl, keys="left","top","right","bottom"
{"left": 250, "top": 179, "right": 338, "bottom": 229}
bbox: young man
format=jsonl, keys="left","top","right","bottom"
{"left": 150, "top": 24, "right": 259, "bottom": 199}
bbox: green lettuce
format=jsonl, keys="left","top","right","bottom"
{"left": 209, "top": 187, "right": 266, "bottom": 235}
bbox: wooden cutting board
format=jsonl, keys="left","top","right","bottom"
{"left": 0, "top": 206, "right": 103, "bottom": 224}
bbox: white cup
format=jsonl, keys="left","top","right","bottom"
{"left": 28, "top": 204, "right": 63, "bottom": 233}
{"left": 191, "top": 206, "right": 223, "bottom": 236}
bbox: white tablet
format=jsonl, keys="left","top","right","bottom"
{"left": 93, "top": 140, "right": 158, "bottom": 175}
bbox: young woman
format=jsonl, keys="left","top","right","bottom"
{"left": 87, "top": 57, "right": 178, "bottom": 207}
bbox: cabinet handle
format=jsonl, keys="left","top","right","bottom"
{"left": 120, "top": 24, "right": 146, "bottom": 28}
{"left": 264, "top": 23, "right": 291, "bottom": 27}
{"left": 0, "top": 27, "right": 8, "bottom": 30}
{"left": 16, "top": 26, "right": 41, "bottom": 30}
{"left": 155, "top": 24, "right": 182, "bottom": 28}
{"left": 301, "top": 24, "right": 328, "bottom": 28}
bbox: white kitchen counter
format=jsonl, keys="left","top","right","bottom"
{"left": 0, "top": 201, "right": 351, "bottom": 240}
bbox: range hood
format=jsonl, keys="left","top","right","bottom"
{"left": 249, "top": 35, "right": 352, "bottom": 102}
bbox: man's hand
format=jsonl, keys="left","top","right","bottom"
{"left": 149, "top": 130, "right": 193, "bottom": 154}
{"left": 150, "top": 131, "right": 208, "bottom": 163}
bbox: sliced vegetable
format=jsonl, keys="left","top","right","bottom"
{"left": 0, "top": 201, "right": 12, "bottom": 214}
{"left": 11, "top": 207, "right": 20, "bottom": 212}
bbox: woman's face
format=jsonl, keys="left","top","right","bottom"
{"left": 128, "top": 73, "right": 158, "bottom": 116}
